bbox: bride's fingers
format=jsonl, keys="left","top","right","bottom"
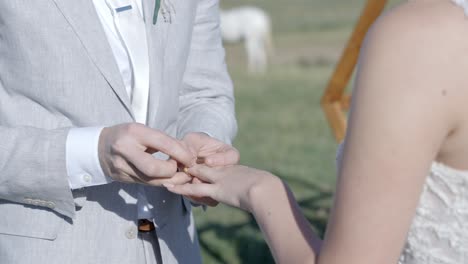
{"left": 164, "top": 182, "right": 215, "bottom": 198}
{"left": 204, "top": 147, "right": 240, "bottom": 167}
{"left": 186, "top": 165, "right": 219, "bottom": 182}
{"left": 191, "top": 177, "right": 204, "bottom": 184}
{"left": 148, "top": 172, "right": 192, "bottom": 186}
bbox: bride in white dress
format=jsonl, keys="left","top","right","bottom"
{"left": 165, "top": 0, "right": 468, "bottom": 263}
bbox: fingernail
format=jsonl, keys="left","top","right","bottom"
{"left": 196, "top": 157, "right": 206, "bottom": 164}
{"left": 163, "top": 183, "right": 175, "bottom": 188}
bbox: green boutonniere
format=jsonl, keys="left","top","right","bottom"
{"left": 153, "top": 0, "right": 176, "bottom": 25}
{"left": 153, "top": 0, "right": 161, "bottom": 24}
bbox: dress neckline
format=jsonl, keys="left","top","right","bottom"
{"left": 431, "top": 161, "right": 468, "bottom": 175}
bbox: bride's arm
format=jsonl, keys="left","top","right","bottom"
{"left": 167, "top": 165, "right": 322, "bottom": 263}
{"left": 167, "top": 1, "right": 465, "bottom": 263}
{"left": 247, "top": 173, "right": 322, "bottom": 263}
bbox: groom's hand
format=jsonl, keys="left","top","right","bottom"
{"left": 182, "top": 132, "right": 240, "bottom": 206}
{"left": 98, "top": 123, "right": 196, "bottom": 186}
{"left": 182, "top": 132, "right": 240, "bottom": 167}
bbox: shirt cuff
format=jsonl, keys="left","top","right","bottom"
{"left": 66, "top": 127, "right": 112, "bottom": 190}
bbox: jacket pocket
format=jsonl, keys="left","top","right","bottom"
{"left": 0, "top": 200, "right": 64, "bottom": 240}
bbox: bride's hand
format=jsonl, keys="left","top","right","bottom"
{"left": 164, "top": 164, "right": 278, "bottom": 212}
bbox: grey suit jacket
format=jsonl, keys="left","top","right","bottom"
{"left": 0, "top": 0, "right": 236, "bottom": 263}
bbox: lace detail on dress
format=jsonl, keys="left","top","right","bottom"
{"left": 398, "top": 163, "right": 468, "bottom": 264}
{"left": 336, "top": 144, "right": 468, "bottom": 263}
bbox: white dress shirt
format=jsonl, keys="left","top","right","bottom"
{"left": 66, "top": 0, "right": 154, "bottom": 219}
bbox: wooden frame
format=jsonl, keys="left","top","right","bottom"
{"left": 321, "top": 0, "right": 388, "bottom": 142}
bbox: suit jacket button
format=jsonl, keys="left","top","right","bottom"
{"left": 46, "top": 202, "right": 56, "bottom": 209}
{"left": 82, "top": 174, "right": 92, "bottom": 184}
{"left": 125, "top": 228, "right": 137, "bottom": 239}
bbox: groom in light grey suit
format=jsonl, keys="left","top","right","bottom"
{"left": 0, "top": 0, "right": 237, "bottom": 263}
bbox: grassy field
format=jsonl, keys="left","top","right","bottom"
{"left": 194, "top": 0, "right": 401, "bottom": 263}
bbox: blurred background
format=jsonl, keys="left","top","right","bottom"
{"left": 194, "top": 0, "right": 400, "bottom": 263}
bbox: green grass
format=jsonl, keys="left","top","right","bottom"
{"left": 194, "top": 0, "right": 402, "bottom": 263}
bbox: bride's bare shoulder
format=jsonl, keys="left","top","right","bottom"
{"left": 371, "top": 0, "right": 468, "bottom": 42}
{"left": 360, "top": 0, "right": 468, "bottom": 77}
{"left": 353, "top": 0, "right": 468, "bottom": 134}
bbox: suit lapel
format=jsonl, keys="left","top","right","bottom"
{"left": 143, "top": 0, "right": 170, "bottom": 126}
{"left": 51, "top": 0, "right": 134, "bottom": 119}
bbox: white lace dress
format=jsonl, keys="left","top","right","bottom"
{"left": 398, "top": 163, "right": 468, "bottom": 263}
{"left": 337, "top": 141, "right": 468, "bottom": 263}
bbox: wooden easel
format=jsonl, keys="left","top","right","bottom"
{"left": 321, "top": 0, "right": 388, "bottom": 142}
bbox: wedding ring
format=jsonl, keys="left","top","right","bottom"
{"left": 177, "top": 157, "right": 205, "bottom": 173}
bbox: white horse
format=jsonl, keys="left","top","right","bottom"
{"left": 220, "top": 6, "right": 273, "bottom": 74}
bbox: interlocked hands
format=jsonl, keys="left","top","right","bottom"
{"left": 98, "top": 123, "right": 240, "bottom": 206}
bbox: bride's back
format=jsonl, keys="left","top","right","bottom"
{"left": 398, "top": 3, "right": 468, "bottom": 261}
{"left": 328, "top": 1, "right": 468, "bottom": 263}
{"left": 374, "top": 0, "right": 468, "bottom": 170}
{"left": 409, "top": 0, "right": 468, "bottom": 170}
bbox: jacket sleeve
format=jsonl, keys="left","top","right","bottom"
{"left": 177, "top": 0, "right": 237, "bottom": 145}
{"left": 0, "top": 126, "right": 76, "bottom": 219}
